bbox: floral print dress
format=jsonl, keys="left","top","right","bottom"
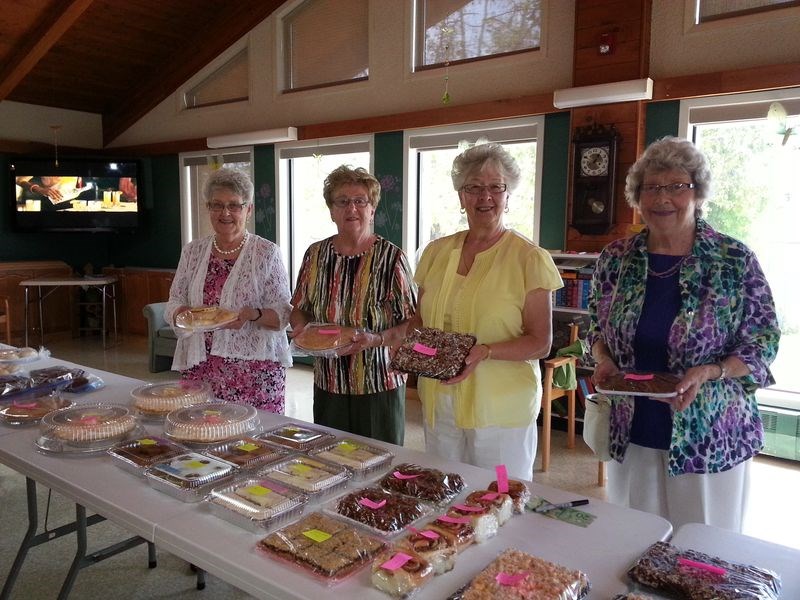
{"left": 182, "top": 255, "right": 285, "bottom": 413}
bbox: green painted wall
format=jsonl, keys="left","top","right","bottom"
{"left": 253, "top": 145, "right": 277, "bottom": 242}
{"left": 646, "top": 101, "right": 681, "bottom": 142}
{"left": 540, "top": 112, "right": 571, "bottom": 250}
{"left": 373, "top": 131, "right": 404, "bottom": 247}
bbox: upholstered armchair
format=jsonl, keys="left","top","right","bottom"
{"left": 143, "top": 302, "right": 177, "bottom": 372}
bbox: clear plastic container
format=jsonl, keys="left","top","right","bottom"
{"left": 326, "top": 486, "right": 433, "bottom": 538}
{"left": 291, "top": 322, "right": 357, "bottom": 357}
{"left": 108, "top": 436, "right": 188, "bottom": 475}
{"left": 0, "top": 389, "right": 72, "bottom": 426}
{"left": 203, "top": 436, "right": 287, "bottom": 470}
{"left": 309, "top": 438, "right": 393, "bottom": 479}
{"left": 145, "top": 452, "right": 238, "bottom": 502}
{"left": 206, "top": 476, "right": 308, "bottom": 533}
{"left": 259, "top": 423, "right": 335, "bottom": 452}
{"left": 130, "top": 380, "right": 212, "bottom": 419}
{"left": 258, "top": 455, "right": 351, "bottom": 502}
{"left": 163, "top": 402, "right": 260, "bottom": 445}
{"left": 36, "top": 403, "right": 144, "bottom": 454}
{"left": 174, "top": 306, "right": 238, "bottom": 332}
{"left": 0, "top": 346, "right": 41, "bottom": 365}
{"left": 257, "top": 511, "right": 386, "bottom": 585}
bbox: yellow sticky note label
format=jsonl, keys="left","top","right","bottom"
{"left": 203, "top": 410, "right": 221, "bottom": 416}
{"left": 237, "top": 443, "right": 259, "bottom": 452}
{"left": 246, "top": 485, "right": 270, "bottom": 496}
{"left": 339, "top": 442, "right": 358, "bottom": 453}
{"left": 138, "top": 438, "right": 157, "bottom": 446}
{"left": 185, "top": 460, "right": 205, "bottom": 469}
{"left": 290, "top": 463, "right": 312, "bottom": 474}
{"left": 303, "top": 529, "right": 331, "bottom": 543}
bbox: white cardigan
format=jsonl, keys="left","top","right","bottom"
{"left": 165, "top": 234, "right": 292, "bottom": 370}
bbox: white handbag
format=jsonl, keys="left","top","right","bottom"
{"left": 583, "top": 393, "right": 612, "bottom": 462}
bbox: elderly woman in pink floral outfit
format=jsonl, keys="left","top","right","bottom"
{"left": 165, "top": 168, "right": 292, "bottom": 412}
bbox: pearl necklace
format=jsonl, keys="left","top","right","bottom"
{"left": 647, "top": 255, "right": 686, "bottom": 279}
{"left": 213, "top": 233, "right": 247, "bottom": 256}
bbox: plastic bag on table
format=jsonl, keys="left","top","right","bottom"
{"left": 379, "top": 462, "right": 465, "bottom": 506}
{"left": 330, "top": 486, "right": 433, "bottom": 536}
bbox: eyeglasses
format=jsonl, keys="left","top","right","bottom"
{"left": 639, "top": 182, "right": 695, "bottom": 197}
{"left": 331, "top": 196, "right": 371, "bottom": 208}
{"left": 461, "top": 183, "right": 508, "bottom": 196}
{"left": 208, "top": 202, "right": 247, "bottom": 213}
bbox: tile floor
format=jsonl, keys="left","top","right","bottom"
{"left": 41, "top": 333, "right": 800, "bottom": 550}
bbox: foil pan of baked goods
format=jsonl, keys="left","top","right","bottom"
{"left": 174, "top": 306, "right": 238, "bottom": 332}
{"left": 291, "top": 322, "right": 357, "bottom": 357}
{"left": 259, "top": 423, "right": 336, "bottom": 451}
{"left": 0, "top": 389, "right": 73, "bottom": 426}
{"left": 130, "top": 380, "right": 213, "bottom": 420}
{"left": 145, "top": 451, "right": 238, "bottom": 502}
{"left": 206, "top": 476, "right": 308, "bottom": 533}
{"left": 447, "top": 548, "right": 591, "bottom": 600}
{"left": 202, "top": 436, "right": 287, "bottom": 470}
{"left": 36, "top": 403, "right": 145, "bottom": 454}
{"left": 390, "top": 327, "right": 477, "bottom": 380}
{"left": 308, "top": 438, "right": 394, "bottom": 479}
{"left": 595, "top": 371, "right": 681, "bottom": 398}
{"left": 257, "top": 511, "right": 386, "bottom": 585}
{"left": 627, "top": 541, "right": 781, "bottom": 600}
{"left": 108, "top": 436, "right": 189, "bottom": 476}
{"left": 1, "top": 365, "right": 86, "bottom": 399}
{"left": 326, "top": 486, "right": 434, "bottom": 538}
{"left": 163, "top": 402, "right": 261, "bottom": 446}
{"left": 371, "top": 547, "right": 435, "bottom": 597}
{"left": 379, "top": 463, "right": 466, "bottom": 507}
{"left": 258, "top": 454, "right": 351, "bottom": 502}
{"left": 0, "top": 346, "right": 45, "bottom": 366}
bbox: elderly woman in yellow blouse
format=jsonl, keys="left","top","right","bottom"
{"left": 412, "top": 142, "right": 563, "bottom": 480}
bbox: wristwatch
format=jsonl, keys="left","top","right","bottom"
{"left": 250, "top": 308, "right": 262, "bottom": 322}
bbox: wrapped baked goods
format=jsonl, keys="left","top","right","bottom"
{"left": 144, "top": 452, "right": 238, "bottom": 501}
{"left": 396, "top": 527, "right": 457, "bottom": 575}
{"left": 1, "top": 366, "right": 82, "bottom": 400}
{"left": 108, "top": 436, "right": 187, "bottom": 475}
{"left": 371, "top": 549, "right": 434, "bottom": 597}
{"left": 488, "top": 478, "right": 531, "bottom": 514}
{"left": 390, "top": 327, "right": 477, "bottom": 380}
{"left": 36, "top": 403, "right": 143, "bottom": 454}
{"left": 448, "top": 548, "right": 591, "bottom": 600}
{"left": 426, "top": 515, "right": 475, "bottom": 553}
{"left": 0, "top": 346, "right": 41, "bottom": 364}
{"left": 292, "top": 322, "right": 357, "bottom": 357}
{"left": 203, "top": 436, "right": 286, "bottom": 470}
{"left": 379, "top": 463, "right": 465, "bottom": 506}
{"left": 259, "top": 423, "right": 335, "bottom": 451}
{"left": 258, "top": 512, "right": 386, "bottom": 583}
{"left": 174, "top": 306, "right": 238, "bottom": 331}
{"left": 206, "top": 476, "right": 307, "bottom": 533}
{"left": 130, "top": 380, "right": 212, "bottom": 419}
{"left": 446, "top": 503, "right": 499, "bottom": 543}
{"left": 464, "top": 490, "right": 514, "bottom": 526}
{"left": 164, "top": 402, "right": 260, "bottom": 444}
{"left": 259, "top": 455, "right": 351, "bottom": 501}
{"left": 0, "top": 390, "right": 72, "bottom": 425}
{"left": 0, "top": 374, "right": 31, "bottom": 397}
{"left": 627, "top": 541, "right": 781, "bottom": 600}
{"left": 309, "top": 438, "right": 393, "bottom": 479}
{"left": 595, "top": 371, "right": 680, "bottom": 398}
{"left": 331, "top": 486, "right": 432, "bottom": 536}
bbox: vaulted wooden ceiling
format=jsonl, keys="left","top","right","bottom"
{"left": 0, "top": 0, "right": 285, "bottom": 147}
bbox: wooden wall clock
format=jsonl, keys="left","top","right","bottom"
{"left": 571, "top": 123, "right": 620, "bottom": 235}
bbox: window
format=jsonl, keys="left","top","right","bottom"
{"left": 681, "top": 89, "right": 800, "bottom": 401}
{"left": 276, "top": 138, "right": 372, "bottom": 287}
{"left": 414, "top": 0, "right": 542, "bottom": 70}
{"left": 404, "top": 118, "right": 544, "bottom": 263}
{"left": 281, "top": 0, "right": 369, "bottom": 92}
{"left": 696, "top": 0, "right": 800, "bottom": 23}
{"left": 183, "top": 49, "right": 249, "bottom": 109}
{"left": 179, "top": 149, "right": 254, "bottom": 245}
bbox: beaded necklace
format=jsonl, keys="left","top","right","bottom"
{"left": 647, "top": 255, "right": 685, "bottom": 279}
{"left": 213, "top": 233, "right": 247, "bottom": 256}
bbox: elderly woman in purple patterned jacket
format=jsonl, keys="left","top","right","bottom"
{"left": 587, "top": 136, "right": 780, "bottom": 533}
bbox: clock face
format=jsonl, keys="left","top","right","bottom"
{"left": 580, "top": 146, "right": 610, "bottom": 177}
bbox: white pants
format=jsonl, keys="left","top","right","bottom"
{"left": 422, "top": 392, "right": 537, "bottom": 481}
{"left": 607, "top": 443, "right": 750, "bottom": 532}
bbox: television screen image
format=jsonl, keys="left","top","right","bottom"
{"left": 11, "top": 158, "right": 140, "bottom": 232}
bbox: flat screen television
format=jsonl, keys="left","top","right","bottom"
{"left": 10, "top": 157, "right": 140, "bottom": 232}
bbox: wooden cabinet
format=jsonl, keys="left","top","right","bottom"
{"left": 103, "top": 267, "right": 175, "bottom": 336}
{"left": 0, "top": 261, "right": 73, "bottom": 345}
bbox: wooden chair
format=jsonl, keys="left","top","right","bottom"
{"left": 0, "top": 295, "right": 10, "bottom": 345}
{"left": 540, "top": 323, "right": 579, "bottom": 473}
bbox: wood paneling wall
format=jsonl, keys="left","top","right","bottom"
{"left": 103, "top": 267, "right": 174, "bottom": 336}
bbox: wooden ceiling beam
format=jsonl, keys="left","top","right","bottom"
{"left": 0, "top": 0, "right": 95, "bottom": 101}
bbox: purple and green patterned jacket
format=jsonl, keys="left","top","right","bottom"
{"left": 586, "top": 220, "right": 780, "bottom": 476}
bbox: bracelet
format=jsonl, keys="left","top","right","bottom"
{"left": 716, "top": 361, "right": 728, "bottom": 380}
{"left": 250, "top": 308, "right": 263, "bottom": 322}
{"left": 484, "top": 344, "right": 492, "bottom": 360}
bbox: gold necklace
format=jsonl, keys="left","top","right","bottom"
{"left": 213, "top": 233, "right": 247, "bottom": 256}
{"left": 647, "top": 255, "right": 686, "bottom": 279}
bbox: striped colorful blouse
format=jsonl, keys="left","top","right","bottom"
{"left": 291, "top": 236, "right": 417, "bottom": 395}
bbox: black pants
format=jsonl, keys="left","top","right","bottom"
{"left": 313, "top": 385, "right": 405, "bottom": 446}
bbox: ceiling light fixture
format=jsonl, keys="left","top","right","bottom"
{"left": 206, "top": 127, "right": 298, "bottom": 148}
{"left": 553, "top": 78, "right": 653, "bottom": 109}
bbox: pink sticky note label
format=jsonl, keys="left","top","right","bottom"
{"left": 12, "top": 401, "right": 39, "bottom": 409}
{"left": 359, "top": 497, "right": 387, "bottom": 510}
{"left": 496, "top": 464, "right": 509, "bottom": 493}
{"left": 393, "top": 471, "right": 420, "bottom": 480}
{"left": 261, "top": 481, "right": 289, "bottom": 494}
{"left": 318, "top": 328, "right": 340, "bottom": 335}
{"left": 480, "top": 492, "right": 500, "bottom": 501}
{"left": 437, "top": 515, "right": 472, "bottom": 525}
{"left": 453, "top": 504, "right": 485, "bottom": 513}
{"left": 496, "top": 572, "right": 528, "bottom": 586}
{"left": 78, "top": 416, "right": 99, "bottom": 425}
{"left": 412, "top": 343, "right": 437, "bottom": 356}
{"left": 380, "top": 552, "right": 413, "bottom": 571}
{"left": 407, "top": 527, "right": 440, "bottom": 540}
{"left": 624, "top": 373, "right": 654, "bottom": 381}
{"left": 677, "top": 557, "right": 727, "bottom": 576}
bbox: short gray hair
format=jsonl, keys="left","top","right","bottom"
{"left": 625, "top": 136, "right": 712, "bottom": 218}
{"left": 451, "top": 142, "right": 521, "bottom": 193}
{"left": 203, "top": 167, "right": 254, "bottom": 205}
